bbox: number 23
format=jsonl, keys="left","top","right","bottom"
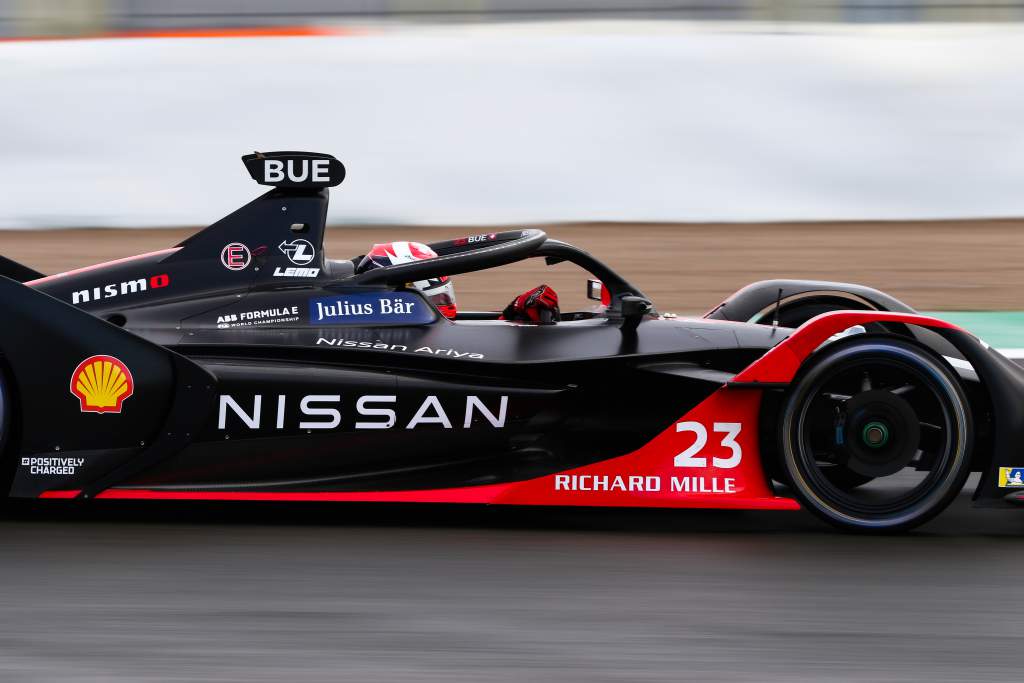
{"left": 674, "top": 422, "right": 742, "bottom": 469}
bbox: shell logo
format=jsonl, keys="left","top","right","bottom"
{"left": 70, "top": 355, "right": 134, "bottom": 414}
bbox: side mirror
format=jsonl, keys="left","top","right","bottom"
{"left": 619, "top": 295, "right": 653, "bottom": 332}
{"left": 587, "top": 279, "right": 614, "bottom": 306}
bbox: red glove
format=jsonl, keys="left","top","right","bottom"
{"left": 500, "top": 285, "right": 560, "bottom": 324}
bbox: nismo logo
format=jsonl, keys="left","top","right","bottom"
{"left": 72, "top": 274, "right": 169, "bottom": 305}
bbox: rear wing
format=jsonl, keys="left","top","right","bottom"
{"left": 27, "top": 151, "right": 348, "bottom": 314}
{"left": 168, "top": 151, "right": 347, "bottom": 284}
{"left": 242, "top": 150, "right": 345, "bottom": 189}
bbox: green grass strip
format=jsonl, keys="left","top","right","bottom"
{"left": 922, "top": 312, "right": 1024, "bottom": 349}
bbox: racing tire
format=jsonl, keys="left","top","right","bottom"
{"left": 821, "top": 468, "right": 874, "bottom": 491}
{"left": 780, "top": 338, "right": 973, "bottom": 532}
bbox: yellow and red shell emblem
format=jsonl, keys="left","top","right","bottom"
{"left": 70, "top": 355, "right": 134, "bottom": 413}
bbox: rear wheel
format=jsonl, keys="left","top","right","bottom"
{"left": 780, "top": 338, "right": 972, "bottom": 532}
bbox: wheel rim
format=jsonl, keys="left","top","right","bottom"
{"left": 785, "top": 344, "right": 969, "bottom": 527}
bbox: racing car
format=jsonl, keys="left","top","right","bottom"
{"left": 1, "top": 150, "right": 1022, "bottom": 532}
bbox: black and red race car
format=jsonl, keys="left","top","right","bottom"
{"left": 2, "top": 151, "right": 1022, "bottom": 532}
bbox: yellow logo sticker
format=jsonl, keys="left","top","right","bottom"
{"left": 998, "top": 467, "right": 1024, "bottom": 488}
{"left": 70, "top": 355, "right": 134, "bottom": 414}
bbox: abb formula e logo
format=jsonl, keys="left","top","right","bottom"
{"left": 220, "top": 243, "right": 251, "bottom": 271}
{"left": 216, "top": 306, "right": 299, "bottom": 329}
{"left": 70, "top": 355, "right": 134, "bottom": 413}
{"left": 71, "top": 274, "right": 169, "bottom": 305}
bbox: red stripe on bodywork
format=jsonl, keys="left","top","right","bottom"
{"left": 24, "top": 248, "right": 180, "bottom": 286}
{"left": 40, "top": 387, "right": 799, "bottom": 510}
{"left": 39, "top": 490, "right": 82, "bottom": 499}
{"left": 732, "top": 311, "right": 962, "bottom": 385}
{"left": 41, "top": 487, "right": 799, "bottom": 509}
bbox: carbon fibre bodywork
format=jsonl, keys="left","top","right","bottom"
{"left": 3, "top": 152, "right": 1022, "bottom": 520}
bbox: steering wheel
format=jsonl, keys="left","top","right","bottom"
{"left": 351, "top": 229, "right": 547, "bottom": 286}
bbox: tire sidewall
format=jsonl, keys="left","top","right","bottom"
{"left": 780, "top": 338, "right": 973, "bottom": 532}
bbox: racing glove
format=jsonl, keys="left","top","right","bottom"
{"left": 500, "top": 284, "right": 560, "bottom": 324}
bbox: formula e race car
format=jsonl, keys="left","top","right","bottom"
{"left": 1, "top": 151, "right": 1023, "bottom": 532}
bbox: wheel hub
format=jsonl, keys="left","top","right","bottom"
{"left": 861, "top": 421, "right": 890, "bottom": 448}
{"left": 838, "top": 390, "right": 921, "bottom": 478}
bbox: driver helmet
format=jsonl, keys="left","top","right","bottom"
{"left": 357, "top": 241, "right": 456, "bottom": 319}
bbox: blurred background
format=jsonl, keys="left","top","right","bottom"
{"left": 7, "top": 0, "right": 1024, "bottom": 33}
{"left": 2, "top": 2, "right": 1024, "bottom": 681}
{"left": 3, "top": 0, "right": 1024, "bottom": 318}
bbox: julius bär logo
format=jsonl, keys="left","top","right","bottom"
{"left": 70, "top": 355, "right": 134, "bottom": 414}
{"left": 220, "top": 243, "right": 252, "bottom": 271}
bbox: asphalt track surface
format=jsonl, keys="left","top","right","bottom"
{"left": 0, "top": 474, "right": 1021, "bottom": 682}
